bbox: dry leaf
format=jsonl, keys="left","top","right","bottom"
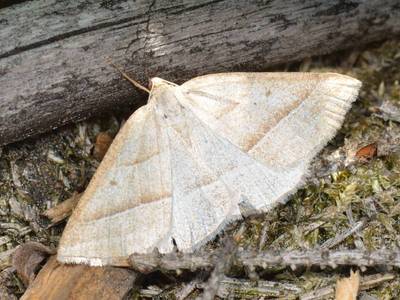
{"left": 12, "top": 242, "right": 55, "bottom": 286}
{"left": 335, "top": 270, "right": 360, "bottom": 300}
{"left": 57, "top": 73, "right": 361, "bottom": 266}
{"left": 93, "top": 132, "right": 113, "bottom": 160}
{"left": 355, "top": 143, "right": 377, "bottom": 161}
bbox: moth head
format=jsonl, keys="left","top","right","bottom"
{"left": 148, "top": 77, "right": 180, "bottom": 107}
{"left": 149, "top": 77, "right": 178, "bottom": 90}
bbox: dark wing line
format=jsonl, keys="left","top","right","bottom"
{"left": 178, "top": 84, "right": 310, "bottom": 162}
{"left": 172, "top": 102, "right": 278, "bottom": 198}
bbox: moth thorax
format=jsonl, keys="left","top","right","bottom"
{"left": 151, "top": 85, "right": 183, "bottom": 120}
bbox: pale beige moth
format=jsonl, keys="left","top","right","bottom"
{"left": 57, "top": 72, "right": 361, "bottom": 266}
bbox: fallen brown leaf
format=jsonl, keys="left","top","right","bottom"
{"left": 12, "top": 242, "right": 55, "bottom": 286}
{"left": 355, "top": 143, "right": 377, "bottom": 161}
{"left": 93, "top": 132, "right": 113, "bottom": 160}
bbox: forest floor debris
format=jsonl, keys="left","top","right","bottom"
{"left": 0, "top": 40, "right": 399, "bottom": 298}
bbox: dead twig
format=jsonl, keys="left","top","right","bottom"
{"left": 130, "top": 248, "right": 400, "bottom": 272}
{"left": 139, "top": 277, "right": 302, "bottom": 299}
{"left": 176, "top": 278, "right": 203, "bottom": 300}
{"left": 213, "top": 276, "right": 301, "bottom": 299}
{"left": 138, "top": 273, "right": 394, "bottom": 300}
{"left": 130, "top": 251, "right": 213, "bottom": 274}
{"left": 200, "top": 239, "right": 238, "bottom": 300}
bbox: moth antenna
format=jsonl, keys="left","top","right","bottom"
{"left": 106, "top": 58, "right": 150, "bottom": 94}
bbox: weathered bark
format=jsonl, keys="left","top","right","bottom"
{"left": 1, "top": 0, "right": 400, "bottom": 145}
{"left": 21, "top": 256, "right": 137, "bottom": 300}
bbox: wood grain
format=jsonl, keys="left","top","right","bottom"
{"left": 21, "top": 256, "right": 136, "bottom": 300}
{"left": 1, "top": 0, "right": 399, "bottom": 145}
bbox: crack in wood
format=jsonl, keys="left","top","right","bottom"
{"left": 0, "top": 16, "right": 148, "bottom": 59}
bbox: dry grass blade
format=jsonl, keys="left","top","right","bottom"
{"left": 301, "top": 273, "right": 395, "bottom": 300}
{"left": 320, "top": 219, "right": 367, "bottom": 250}
{"left": 214, "top": 276, "right": 301, "bottom": 299}
{"left": 335, "top": 270, "right": 360, "bottom": 300}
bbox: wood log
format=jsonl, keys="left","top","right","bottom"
{"left": 21, "top": 256, "right": 137, "bottom": 300}
{"left": 1, "top": 0, "right": 399, "bottom": 145}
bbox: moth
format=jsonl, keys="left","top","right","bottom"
{"left": 57, "top": 72, "right": 361, "bottom": 266}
